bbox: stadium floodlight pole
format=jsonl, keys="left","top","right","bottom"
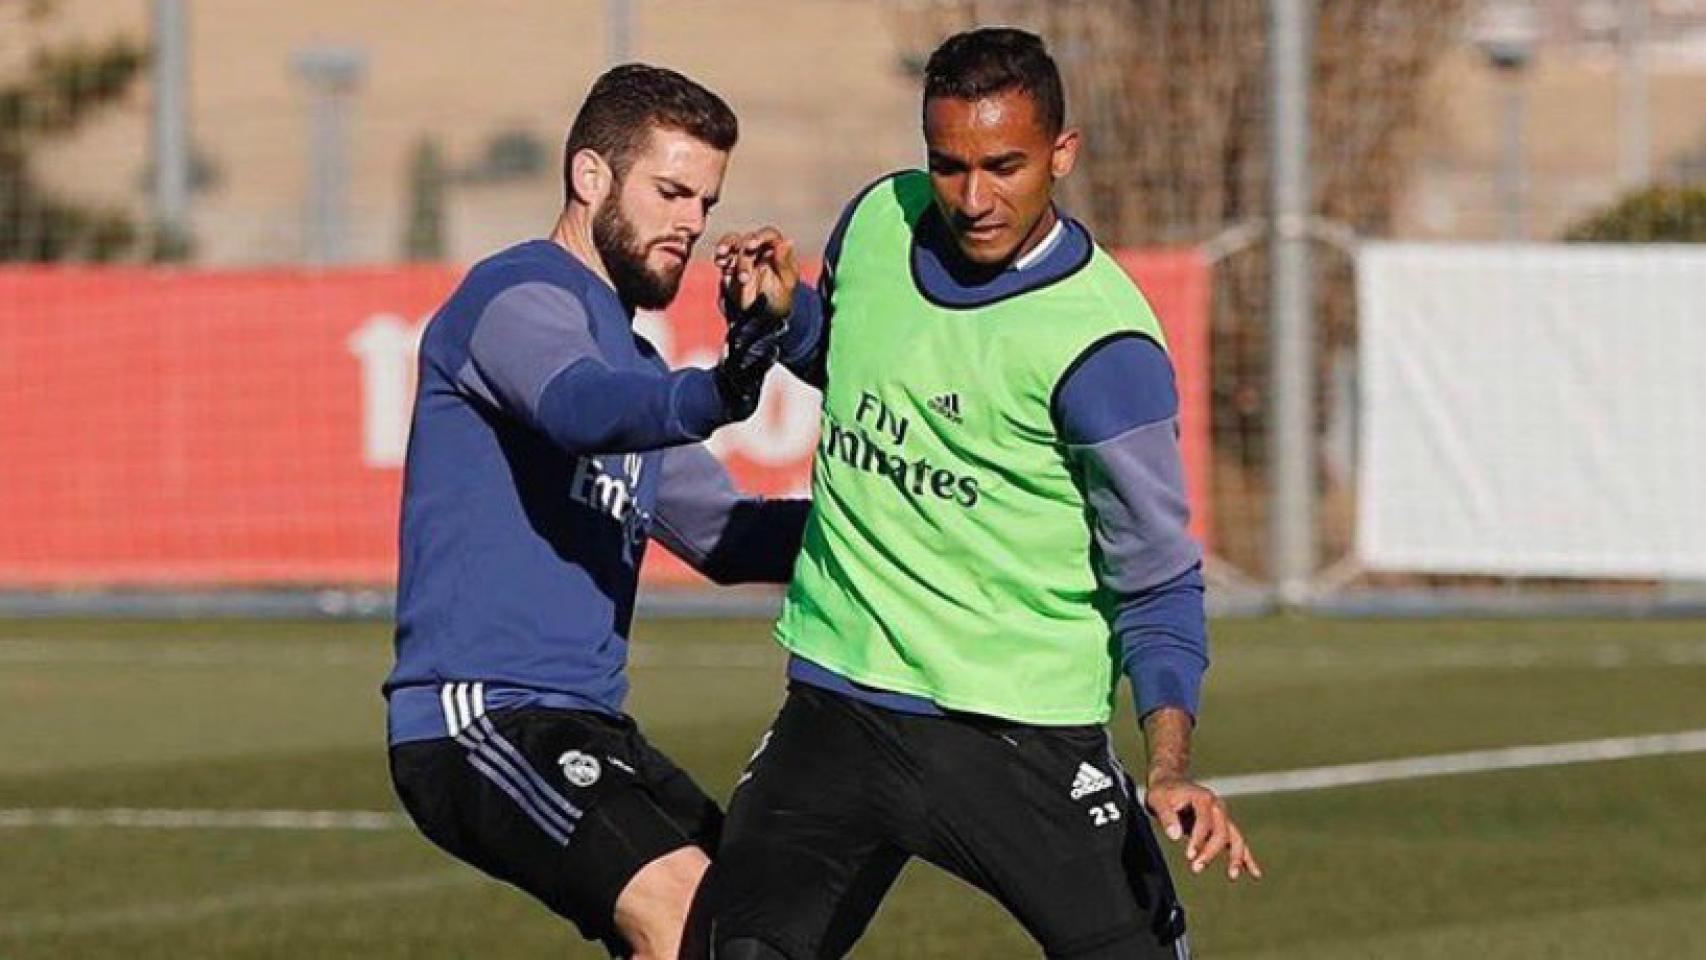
{"left": 607, "top": 0, "right": 634, "bottom": 65}
{"left": 150, "top": 0, "right": 190, "bottom": 247}
{"left": 294, "top": 46, "right": 368, "bottom": 266}
{"left": 1476, "top": 3, "right": 1535, "bottom": 241}
{"left": 1498, "top": 67, "right": 1529, "bottom": 240}
{"left": 1269, "top": 0, "right": 1316, "bottom": 607}
{"left": 1618, "top": 0, "right": 1650, "bottom": 189}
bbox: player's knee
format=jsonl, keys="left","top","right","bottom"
{"left": 615, "top": 847, "right": 710, "bottom": 956}
{"left": 713, "top": 935, "right": 796, "bottom": 960}
{"left": 628, "top": 847, "right": 709, "bottom": 904}
{"left": 654, "top": 855, "right": 708, "bottom": 907}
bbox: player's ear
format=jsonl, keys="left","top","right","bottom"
{"left": 569, "top": 148, "right": 614, "bottom": 208}
{"left": 1050, "top": 127, "right": 1081, "bottom": 180}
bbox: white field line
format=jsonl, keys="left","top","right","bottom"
{"left": 1203, "top": 728, "right": 1706, "bottom": 798}
{"left": 0, "top": 807, "right": 409, "bottom": 830}
{"left": 3, "top": 729, "right": 1705, "bottom": 836}
{"left": 0, "top": 639, "right": 783, "bottom": 668}
{"left": 0, "top": 871, "right": 475, "bottom": 938}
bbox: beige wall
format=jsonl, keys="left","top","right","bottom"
{"left": 1401, "top": 46, "right": 1706, "bottom": 239}
{"left": 19, "top": 2, "right": 1706, "bottom": 261}
{"left": 31, "top": 0, "right": 920, "bottom": 265}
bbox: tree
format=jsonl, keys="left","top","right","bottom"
{"left": 0, "top": 2, "right": 152, "bottom": 261}
{"left": 402, "top": 136, "right": 447, "bottom": 261}
{"left": 1563, "top": 185, "right": 1706, "bottom": 243}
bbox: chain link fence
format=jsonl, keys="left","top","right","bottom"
{"left": 4, "top": 0, "right": 1706, "bottom": 614}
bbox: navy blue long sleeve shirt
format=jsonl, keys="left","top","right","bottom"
{"left": 385, "top": 239, "right": 807, "bottom": 744}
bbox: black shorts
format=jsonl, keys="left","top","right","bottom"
{"left": 704, "top": 683, "right": 1188, "bottom": 960}
{"left": 388, "top": 706, "right": 721, "bottom": 950}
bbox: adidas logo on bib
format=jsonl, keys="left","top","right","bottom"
{"left": 927, "top": 392, "right": 963, "bottom": 424}
{"left": 1070, "top": 762, "right": 1114, "bottom": 800}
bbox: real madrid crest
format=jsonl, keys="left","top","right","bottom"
{"left": 557, "top": 750, "right": 601, "bottom": 787}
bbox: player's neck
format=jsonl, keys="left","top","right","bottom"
{"left": 550, "top": 208, "right": 619, "bottom": 297}
{"left": 1009, "top": 205, "right": 1060, "bottom": 268}
{"left": 941, "top": 205, "right": 1060, "bottom": 286}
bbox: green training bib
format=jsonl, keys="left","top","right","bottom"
{"left": 777, "top": 171, "right": 1167, "bottom": 725}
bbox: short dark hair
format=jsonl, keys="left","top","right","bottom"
{"left": 922, "top": 27, "right": 1065, "bottom": 136}
{"left": 563, "top": 63, "right": 738, "bottom": 201}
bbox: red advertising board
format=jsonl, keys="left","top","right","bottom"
{"left": 0, "top": 253, "right": 1210, "bottom": 588}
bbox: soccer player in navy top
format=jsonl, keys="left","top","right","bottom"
{"left": 384, "top": 65, "right": 805, "bottom": 959}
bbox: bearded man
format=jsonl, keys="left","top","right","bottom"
{"left": 384, "top": 64, "right": 804, "bottom": 960}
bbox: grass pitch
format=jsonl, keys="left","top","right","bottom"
{"left": 2, "top": 616, "right": 1704, "bottom": 958}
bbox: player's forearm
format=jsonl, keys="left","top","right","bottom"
{"left": 693, "top": 499, "right": 810, "bottom": 584}
{"left": 653, "top": 445, "right": 808, "bottom": 584}
{"left": 1141, "top": 706, "right": 1195, "bottom": 785}
{"left": 534, "top": 360, "right": 729, "bottom": 454}
{"left": 1117, "top": 564, "right": 1208, "bottom": 720}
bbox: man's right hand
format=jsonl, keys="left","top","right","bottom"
{"left": 710, "top": 227, "right": 798, "bottom": 421}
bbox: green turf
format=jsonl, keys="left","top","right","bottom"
{"left": 1, "top": 616, "right": 1703, "bottom": 958}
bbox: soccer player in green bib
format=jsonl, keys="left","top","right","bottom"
{"left": 703, "top": 28, "right": 1258, "bottom": 959}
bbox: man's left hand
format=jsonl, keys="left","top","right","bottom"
{"left": 1145, "top": 774, "right": 1262, "bottom": 882}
